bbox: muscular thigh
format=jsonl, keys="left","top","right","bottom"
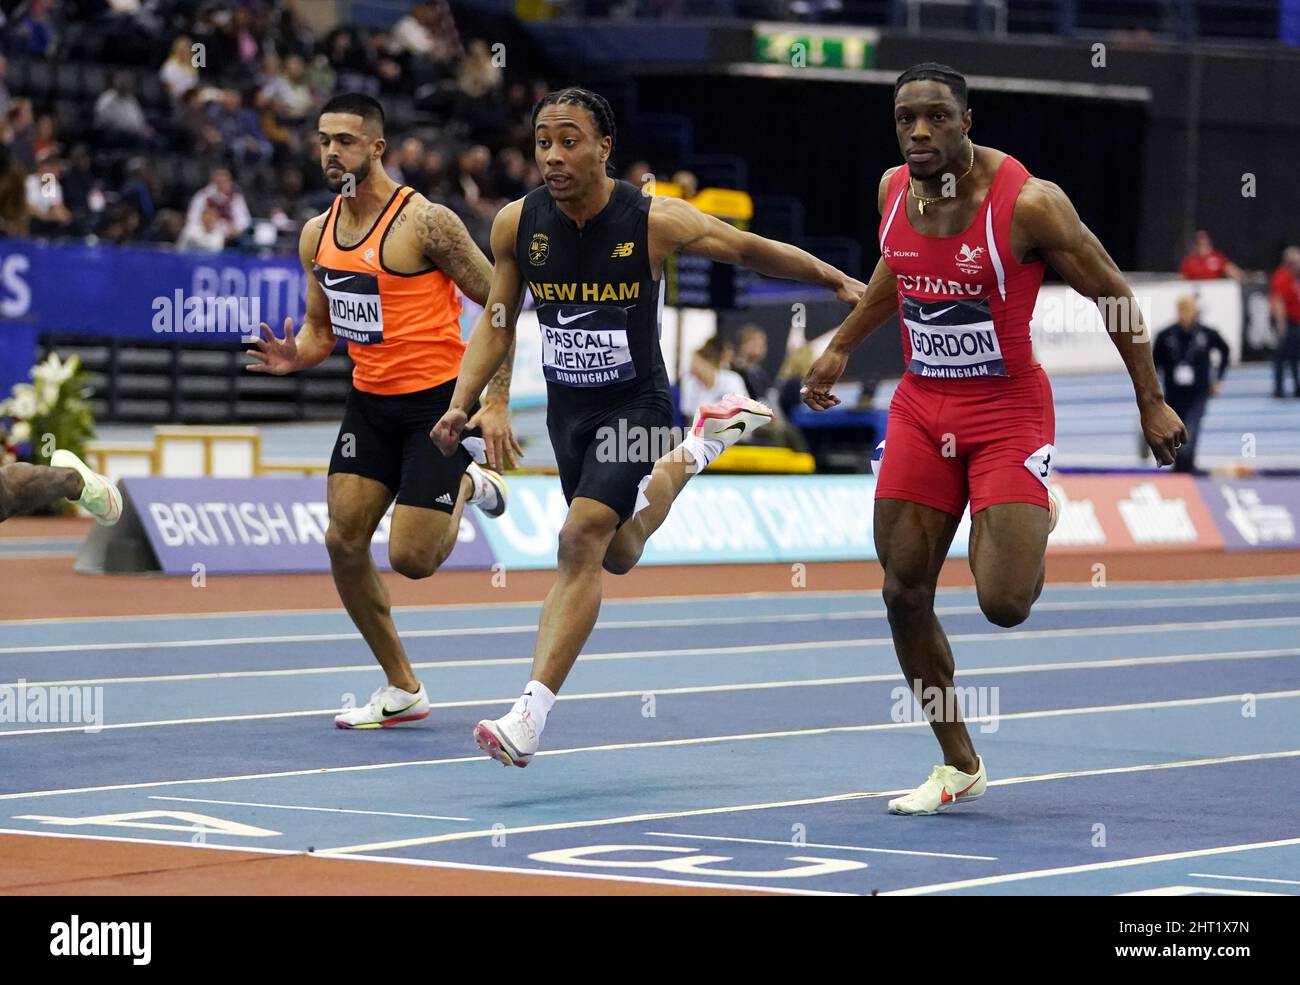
{"left": 875, "top": 497, "right": 961, "bottom": 587}
{"left": 327, "top": 472, "right": 394, "bottom": 545}
{"left": 388, "top": 503, "right": 459, "bottom": 567}
{"left": 968, "top": 502, "right": 1049, "bottom": 598}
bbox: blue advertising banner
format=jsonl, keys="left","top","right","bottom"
{"left": 1196, "top": 478, "right": 1300, "bottom": 551}
{"left": 0, "top": 238, "right": 308, "bottom": 394}
{"left": 124, "top": 476, "right": 494, "bottom": 575}
{"left": 476, "top": 474, "right": 974, "bottom": 569}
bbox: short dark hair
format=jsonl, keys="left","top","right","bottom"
{"left": 894, "top": 63, "right": 968, "bottom": 110}
{"left": 531, "top": 87, "right": 617, "bottom": 174}
{"left": 319, "top": 93, "right": 385, "bottom": 134}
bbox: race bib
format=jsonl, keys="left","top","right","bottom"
{"left": 537, "top": 304, "right": 635, "bottom": 387}
{"left": 1173, "top": 363, "right": 1195, "bottom": 386}
{"left": 314, "top": 264, "right": 384, "bottom": 345}
{"left": 902, "top": 296, "right": 1006, "bottom": 379}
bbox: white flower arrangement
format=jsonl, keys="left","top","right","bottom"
{"left": 0, "top": 353, "right": 97, "bottom": 482}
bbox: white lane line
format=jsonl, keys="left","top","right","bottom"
{"left": 881, "top": 838, "right": 1300, "bottom": 896}
{"left": 320, "top": 749, "right": 1300, "bottom": 855}
{"left": 146, "top": 796, "right": 471, "bottom": 822}
{"left": 0, "top": 827, "right": 838, "bottom": 896}
{"left": 6, "top": 647, "right": 1300, "bottom": 736}
{"left": 3, "top": 700, "right": 1297, "bottom": 805}
{"left": 1186, "top": 872, "right": 1300, "bottom": 887}
{"left": 5, "top": 575, "right": 1299, "bottom": 628}
{"left": 643, "top": 831, "right": 997, "bottom": 861}
{"left": 6, "top": 595, "right": 1298, "bottom": 656}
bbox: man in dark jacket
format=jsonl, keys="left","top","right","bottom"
{"left": 1152, "top": 294, "right": 1231, "bottom": 474}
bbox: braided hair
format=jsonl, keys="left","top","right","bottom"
{"left": 531, "top": 87, "right": 617, "bottom": 176}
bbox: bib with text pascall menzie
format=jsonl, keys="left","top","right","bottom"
{"left": 537, "top": 303, "right": 635, "bottom": 387}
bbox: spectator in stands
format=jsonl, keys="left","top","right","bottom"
{"left": 458, "top": 38, "right": 502, "bottom": 98}
{"left": 393, "top": 2, "right": 462, "bottom": 66}
{"left": 205, "top": 88, "right": 271, "bottom": 167}
{"left": 261, "top": 53, "right": 314, "bottom": 125}
{"left": 1180, "top": 229, "right": 1243, "bottom": 281}
{"left": 731, "top": 324, "right": 771, "bottom": 401}
{"left": 1152, "top": 295, "right": 1230, "bottom": 474}
{"left": 228, "top": 6, "right": 265, "bottom": 82}
{"left": 58, "top": 144, "right": 105, "bottom": 225}
{"left": 776, "top": 343, "right": 814, "bottom": 419}
{"left": 393, "top": 136, "right": 428, "bottom": 193}
{"left": 0, "top": 137, "right": 27, "bottom": 237}
{"left": 5, "top": 98, "right": 34, "bottom": 170}
{"left": 185, "top": 166, "right": 250, "bottom": 244}
{"left": 94, "top": 72, "right": 154, "bottom": 148}
{"left": 12, "top": 0, "right": 57, "bottom": 58}
{"left": 118, "top": 158, "right": 157, "bottom": 229}
{"left": 624, "top": 160, "right": 653, "bottom": 188}
{"left": 1270, "top": 246, "right": 1300, "bottom": 398}
{"left": 31, "top": 112, "right": 58, "bottom": 162}
{"left": 672, "top": 169, "right": 699, "bottom": 199}
{"left": 161, "top": 35, "right": 200, "bottom": 103}
{"left": 25, "top": 156, "right": 73, "bottom": 236}
{"left": 177, "top": 204, "right": 226, "bottom": 252}
{"left": 680, "top": 336, "right": 748, "bottom": 423}
{"left": 493, "top": 146, "right": 530, "bottom": 201}
{"left": 0, "top": 55, "right": 11, "bottom": 119}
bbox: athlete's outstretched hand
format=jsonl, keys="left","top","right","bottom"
{"left": 836, "top": 277, "right": 867, "bottom": 307}
{"left": 430, "top": 407, "right": 468, "bottom": 457}
{"left": 801, "top": 347, "right": 849, "bottom": 411}
{"left": 245, "top": 318, "right": 299, "bottom": 375}
{"left": 1140, "top": 398, "right": 1188, "bottom": 468}
{"left": 468, "top": 401, "right": 524, "bottom": 472}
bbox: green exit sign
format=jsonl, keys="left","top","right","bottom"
{"left": 753, "top": 23, "right": 880, "bottom": 70}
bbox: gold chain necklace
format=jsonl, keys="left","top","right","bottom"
{"left": 909, "top": 141, "right": 975, "bottom": 215}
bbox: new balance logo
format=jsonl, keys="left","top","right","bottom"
{"left": 611, "top": 241, "right": 634, "bottom": 258}
{"left": 435, "top": 493, "right": 453, "bottom": 505}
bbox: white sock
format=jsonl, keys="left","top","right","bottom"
{"left": 680, "top": 434, "right": 724, "bottom": 473}
{"left": 511, "top": 680, "right": 556, "bottom": 734}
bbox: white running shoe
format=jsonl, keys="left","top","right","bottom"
{"left": 888, "top": 756, "right": 987, "bottom": 815}
{"left": 50, "top": 449, "right": 122, "bottom": 526}
{"left": 334, "top": 683, "right": 430, "bottom": 729}
{"left": 466, "top": 461, "right": 507, "bottom": 519}
{"left": 473, "top": 709, "right": 538, "bottom": 767}
{"left": 1048, "top": 488, "right": 1060, "bottom": 534}
{"left": 691, "top": 393, "right": 774, "bottom": 448}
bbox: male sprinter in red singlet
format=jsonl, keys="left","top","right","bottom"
{"left": 246, "top": 94, "right": 520, "bottom": 729}
{"left": 803, "top": 64, "right": 1187, "bottom": 814}
{"left": 432, "top": 87, "right": 864, "bottom": 768}
{"left": 0, "top": 455, "right": 120, "bottom": 525}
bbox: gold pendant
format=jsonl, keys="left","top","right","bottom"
{"left": 918, "top": 198, "right": 926, "bottom": 215}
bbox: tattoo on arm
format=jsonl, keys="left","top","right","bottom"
{"left": 487, "top": 336, "right": 515, "bottom": 400}
{"left": 416, "top": 201, "right": 492, "bottom": 304}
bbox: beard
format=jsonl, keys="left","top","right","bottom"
{"left": 325, "top": 156, "right": 371, "bottom": 193}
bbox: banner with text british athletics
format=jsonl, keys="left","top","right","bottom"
{"left": 125, "top": 477, "right": 492, "bottom": 575}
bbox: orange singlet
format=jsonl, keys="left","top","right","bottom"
{"left": 312, "top": 185, "right": 464, "bottom": 395}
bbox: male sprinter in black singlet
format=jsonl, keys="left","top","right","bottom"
{"left": 432, "top": 87, "right": 865, "bottom": 767}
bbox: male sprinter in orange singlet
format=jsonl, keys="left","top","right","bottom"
{"left": 802, "top": 64, "right": 1187, "bottom": 814}
{"left": 247, "top": 94, "right": 521, "bottom": 729}
{"left": 432, "top": 87, "right": 864, "bottom": 767}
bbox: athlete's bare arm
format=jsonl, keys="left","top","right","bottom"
{"left": 430, "top": 199, "right": 526, "bottom": 470}
{"left": 411, "top": 196, "right": 492, "bottom": 306}
{"left": 648, "top": 196, "right": 865, "bottom": 305}
{"left": 1014, "top": 178, "right": 1186, "bottom": 466}
{"left": 801, "top": 169, "right": 902, "bottom": 409}
{"left": 245, "top": 215, "right": 337, "bottom": 375}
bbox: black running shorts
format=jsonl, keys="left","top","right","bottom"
{"left": 328, "top": 378, "right": 474, "bottom": 513}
